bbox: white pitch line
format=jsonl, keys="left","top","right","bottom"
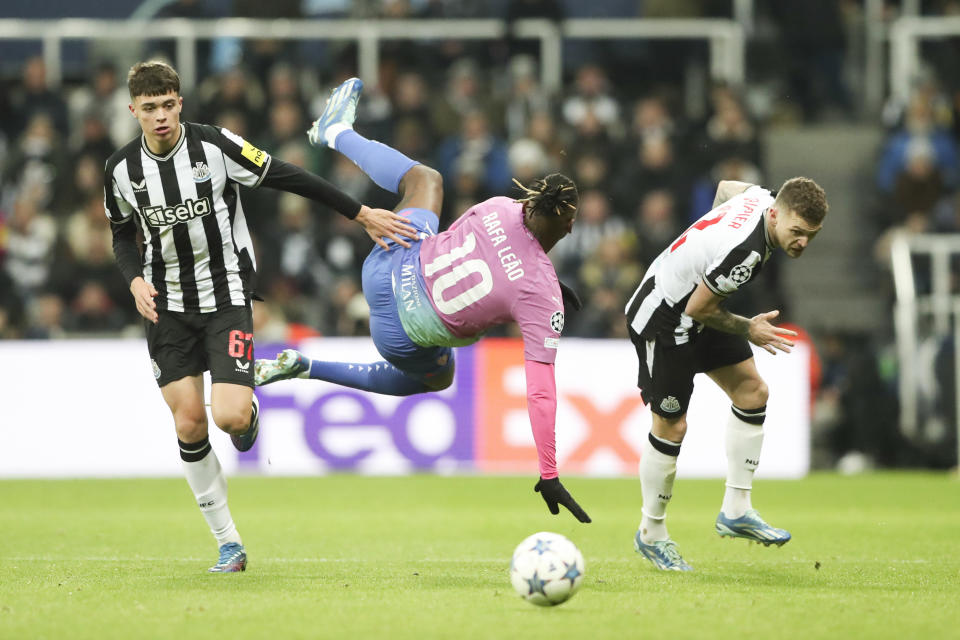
{"left": 1, "top": 556, "right": 936, "bottom": 564}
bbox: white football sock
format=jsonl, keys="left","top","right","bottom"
{"left": 721, "top": 405, "right": 765, "bottom": 518}
{"left": 296, "top": 357, "right": 312, "bottom": 379}
{"left": 639, "top": 432, "right": 680, "bottom": 544}
{"left": 180, "top": 439, "right": 242, "bottom": 547}
{"left": 324, "top": 123, "right": 352, "bottom": 149}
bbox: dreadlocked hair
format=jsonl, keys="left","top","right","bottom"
{"left": 513, "top": 173, "right": 579, "bottom": 219}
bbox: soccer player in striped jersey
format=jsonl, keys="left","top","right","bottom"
{"left": 104, "top": 61, "right": 416, "bottom": 572}
{"left": 624, "top": 177, "right": 827, "bottom": 571}
{"left": 255, "top": 78, "right": 591, "bottom": 523}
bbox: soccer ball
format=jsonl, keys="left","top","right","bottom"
{"left": 509, "top": 531, "right": 585, "bottom": 607}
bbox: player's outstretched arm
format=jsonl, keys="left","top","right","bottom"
{"left": 355, "top": 205, "right": 420, "bottom": 250}
{"left": 258, "top": 158, "right": 417, "bottom": 248}
{"left": 685, "top": 282, "right": 796, "bottom": 354}
{"left": 525, "top": 359, "right": 592, "bottom": 523}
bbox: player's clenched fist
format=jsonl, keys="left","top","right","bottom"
{"left": 129, "top": 276, "right": 159, "bottom": 324}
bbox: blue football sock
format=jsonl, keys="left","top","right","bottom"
{"left": 307, "top": 359, "right": 428, "bottom": 396}
{"left": 334, "top": 129, "right": 419, "bottom": 194}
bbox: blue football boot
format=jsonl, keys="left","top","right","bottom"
{"left": 634, "top": 531, "right": 693, "bottom": 572}
{"left": 308, "top": 77, "right": 363, "bottom": 148}
{"left": 208, "top": 542, "right": 247, "bottom": 573}
{"left": 254, "top": 349, "right": 309, "bottom": 386}
{"left": 715, "top": 509, "right": 792, "bottom": 546}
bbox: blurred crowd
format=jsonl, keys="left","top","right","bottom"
{"left": 0, "top": 1, "right": 782, "bottom": 342}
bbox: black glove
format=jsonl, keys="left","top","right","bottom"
{"left": 534, "top": 477, "right": 591, "bottom": 523}
{"left": 558, "top": 280, "right": 582, "bottom": 312}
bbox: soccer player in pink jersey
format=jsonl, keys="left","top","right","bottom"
{"left": 255, "top": 78, "right": 590, "bottom": 523}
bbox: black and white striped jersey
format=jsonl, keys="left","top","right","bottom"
{"left": 625, "top": 185, "right": 775, "bottom": 345}
{"left": 103, "top": 122, "right": 271, "bottom": 313}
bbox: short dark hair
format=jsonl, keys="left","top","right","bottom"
{"left": 514, "top": 173, "right": 579, "bottom": 220}
{"left": 127, "top": 61, "right": 180, "bottom": 99}
{"left": 775, "top": 177, "right": 827, "bottom": 226}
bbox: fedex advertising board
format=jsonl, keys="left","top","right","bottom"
{"left": 0, "top": 338, "right": 808, "bottom": 478}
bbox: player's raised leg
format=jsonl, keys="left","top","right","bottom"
{"left": 309, "top": 77, "right": 443, "bottom": 215}
{"left": 708, "top": 359, "right": 791, "bottom": 546}
{"left": 161, "top": 376, "right": 246, "bottom": 572}
{"left": 255, "top": 347, "right": 435, "bottom": 395}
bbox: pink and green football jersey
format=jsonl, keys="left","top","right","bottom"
{"left": 413, "top": 197, "right": 565, "bottom": 363}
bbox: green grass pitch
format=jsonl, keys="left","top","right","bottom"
{"left": 1, "top": 473, "right": 957, "bottom": 639}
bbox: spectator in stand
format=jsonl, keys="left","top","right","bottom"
{"left": 265, "top": 63, "right": 309, "bottom": 120}
{"left": 525, "top": 109, "right": 568, "bottom": 171}
{"left": 569, "top": 234, "right": 641, "bottom": 338}
{"left": 56, "top": 191, "right": 130, "bottom": 323}
{"left": 561, "top": 64, "right": 621, "bottom": 140}
{"left": 390, "top": 71, "right": 436, "bottom": 152}
{"left": 4, "top": 192, "right": 57, "bottom": 304}
{"left": 71, "top": 112, "right": 116, "bottom": 166}
{"left": 694, "top": 86, "right": 762, "bottom": 177}
{"left": 877, "top": 90, "right": 959, "bottom": 196}
{"left": 550, "top": 189, "right": 627, "bottom": 283}
{"left": 613, "top": 134, "right": 690, "bottom": 216}
{"left": 62, "top": 153, "right": 105, "bottom": 217}
{"left": 2, "top": 114, "right": 67, "bottom": 212}
{"left": 68, "top": 63, "right": 138, "bottom": 150}
{"left": 503, "top": 55, "right": 553, "bottom": 142}
{"left": 436, "top": 109, "right": 511, "bottom": 202}
{"left": 890, "top": 137, "right": 947, "bottom": 226}
{"left": 7, "top": 57, "right": 68, "bottom": 137}
{"left": 571, "top": 151, "right": 612, "bottom": 196}
{"left": 508, "top": 138, "right": 551, "bottom": 191}
{"left": 627, "top": 95, "right": 679, "bottom": 148}
{"left": 23, "top": 293, "right": 66, "bottom": 340}
{"left": 431, "top": 59, "right": 504, "bottom": 139}
{"left": 263, "top": 98, "right": 309, "bottom": 150}
{"left": 197, "top": 66, "right": 265, "bottom": 137}
{"left": 633, "top": 188, "right": 681, "bottom": 269}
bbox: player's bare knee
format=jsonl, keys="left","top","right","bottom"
{"left": 653, "top": 414, "right": 687, "bottom": 443}
{"left": 174, "top": 412, "right": 208, "bottom": 442}
{"left": 398, "top": 164, "right": 443, "bottom": 210}
{"left": 734, "top": 378, "right": 768, "bottom": 409}
{"left": 211, "top": 404, "right": 251, "bottom": 435}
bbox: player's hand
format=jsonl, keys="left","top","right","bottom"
{"left": 534, "top": 477, "right": 592, "bottom": 523}
{"left": 130, "top": 276, "right": 159, "bottom": 324}
{"left": 355, "top": 205, "right": 419, "bottom": 250}
{"left": 747, "top": 310, "right": 797, "bottom": 355}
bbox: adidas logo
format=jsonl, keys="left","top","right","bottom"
{"left": 131, "top": 179, "right": 147, "bottom": 191}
